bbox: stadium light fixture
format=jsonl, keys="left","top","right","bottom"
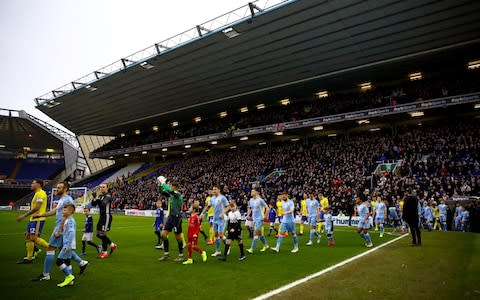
{"left": 240, "top": 136, "right": 248, "bottom": 141}
{"left": 409, "top": 111, "right": 424, "bottom": 117}
{"left": 313, "top": 126, "right": 324, "bottom": 131}
{"left": 162, "top": 154, "right": 167, "bottom": 158}
{"left": 230, "top": 145, "right": 237, "bottom": 149}
{"left": 185, "top": 144, "right": 191, "bottom": 149}
{"left": 182, "top": 152, "right": 186, "bottom": 155}
{"left": 474, "top": 103, "right": 480, "bottom": 109}
{"left": 109, "top": 156, "right": 114, "bottom": 159}
{"left": 135, "top": 129, "right": 141, "bottom": 135}
{"left": 205, "top": 149, "right": 210, "bottom": 152}
{"left": 316, "top": 91, "right": 328, "bottom": 99}
{"left": 194, "top": 117, "right": 202, "bottom": 123}
{"left": 258, "top": 142, "right": 267, "bottom": 146}
{"left": 172, "top": 121, "right": 179, "bottom": 127}
{"left": 409, "top": 72, "right": 422, "bottom": 81}
{"left": 359, "top": 82, "right": 372, "bottom": 91}
{"left": 468, "top": 60, "right": 480, "bottom": 70}
{"left": 219, "top": 111, "right": 228, "bottom": 118}
{"left": 280, "top": 98, "right": 290, "bottom": 105}
{"left": 291, "top": 138, "right": 300, "bottom": 142}
{"left": 274, "top": 131, "right": 283, "bottom": 136}
{"left": 85, "top": 85, "right": 97, "bottom": 92}
{"left": 222, "top": 27, "right": 240, "bottom": 38}
{"left": 369, "top": 128, "right": 381, "bottom": 132}
{"left": 152, "top": 126, "right": 159, "bottom": 132}
{"left": 328, "top": 133, "right": 337, "bottom": 137}
{"left": 142, "top": 151, "right": 148, "bottom": 155}
{"left": 23, "top": 147, "right": 31, "bottom": 151}
{"left": 357, "top": 119, "right": 370, "bottom": 125}
{"left": 124, "top": 153, "right": 129, "bottom": 157}
{"left": 240, "top": 107, "right": 249, "bottom": 113}
{"left": 0, "top": 145, "right": 5, "bottom": 148}
{"left": 162, "top": 148, "right": 168, "bottom": 152}
{"left": 256, "top": 104, "right": 265, "bottom": 110}
{"left": 46, "top": 148, "right": 55, "bottom": 153}
{"left": 211, "top": 141, "right": 218, "bottom": 145}
{"left": 140, "top": 61, "right": 154, "bottom": 70}
{"left": 120, "top": 133, "right": 126, "bottom": 137}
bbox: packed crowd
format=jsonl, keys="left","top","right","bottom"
{"left": 93, "top": 73, "right": 480, "bottom": 153}
{"left": 107, "top": 120, "right": 480, "bottom": 232}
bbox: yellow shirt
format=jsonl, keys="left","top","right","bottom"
{"left": 276, "top": 201, "right": 283, "bottom": 216}
{"left": 371, "top": 200, "right": 376, "bottom": 211}
{"left": 30, "top": 189, "right": 47, "bottom": 221}
{"left": 433, "top": 207, "right": 440, "bottom": 218}
{"left": 300, "top": 199, "right": 307, "bottom": 216}
{"left": 399, "top": 200, "right": 404, "bottom": 211}
{"left": 320, "top": 197, "right": 329, "bottom": 209}
{"left": 206, "top": 197, "right": 214, "bottom": 217}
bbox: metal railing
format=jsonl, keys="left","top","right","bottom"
{"left": 34, "top": 0, "right": 294, "bottom": 107}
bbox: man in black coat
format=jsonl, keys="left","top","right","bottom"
{"left": 402, "top": 188, "right": 421, "bottom": 246}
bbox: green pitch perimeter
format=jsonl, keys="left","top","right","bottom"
{"left": 0, "top": 211, "right": 474, "bottom": 300}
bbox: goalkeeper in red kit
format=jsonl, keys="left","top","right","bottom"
{"left": 183, "top": 201, "right": 207, "bottom": 265}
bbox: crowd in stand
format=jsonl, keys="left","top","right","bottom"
{"left": 93, "top": 73, "right": 480, "bottom": 153}
{"left": 108, "top": 119, "right": 480, "bottom": 231}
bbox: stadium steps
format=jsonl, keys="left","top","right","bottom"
{"left": 9, "top": 160, "right": 23, "bottom": 179}
{"left": 103, "top": 163, "right": 143, "bottom": 184}
{"left": 126, "top": 162, "right": 167, "bottom": 183}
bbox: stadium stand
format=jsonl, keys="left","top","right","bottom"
{"left": 92, "top": 72, "right": 480, "bottom": 154}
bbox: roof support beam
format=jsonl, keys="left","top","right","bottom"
{"left": 249, "top": 2, "right": 263, "bottom": 18}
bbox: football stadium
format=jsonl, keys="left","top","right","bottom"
{"left": 1, "top": 0, "right": 480, "bottom": 299}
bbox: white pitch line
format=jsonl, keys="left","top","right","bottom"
{"left": 252, "top": 233, "right": 408, "bottom": 300}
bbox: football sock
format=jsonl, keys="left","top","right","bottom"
{"left": 223, "top": 244, "right": 230, "bottom": 257}
{"left": 276, "top": 236, "right": 283, "bottom": 249}
{"left": 259, "top": 235, "right": 267, "bottom": 245}
{"left": 26, "top": 241, "right": 34, "bottom": 260}
{"left": 177, "top": 239, "right": 183, "bottom": 255}
{"left": 82, "top": 241, "right": 86, "bottom": 253}
{"left": 163, "top": 238, "right": 169, "bottom": 253}
{"left": 251, "top": 236, "right": 258, "bottom": 250}
{"left": 293, "top": 234, "right": 299, "bottom": 248}
{"left": 155, "top": 231, "right": 162, "bottom": 244}
{"left": 239, "top": 243, "right": 245, "bottom": 257}
{"left": 215, "top": 238, "right": 221, "bottom": 253}
{"left": 209, "top": 227, "right": 214, "bottom": 241}
{"left": 364, "top": 233, "right": 372, "bottom": 244}
{"left": 43, "top": 251, "right": 55, "bottom": 275}
{"left": 299, "top": 224, "right": 304, "bottom": 234}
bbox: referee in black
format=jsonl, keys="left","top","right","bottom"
{"left": 91, "top": 183, "right": 117, "bottom": 258}
{"left": 402, "top": 188, "right": 421, "bottom": 246}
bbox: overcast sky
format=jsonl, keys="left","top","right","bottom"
{"left": 0, "top": 0, "right": 249, "bottom": 134}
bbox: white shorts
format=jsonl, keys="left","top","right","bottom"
{"left": 82, "top": 232, "right": 93, "bottom": 241}
{"left": 245, "top": 220, "right": 253, "bottom": 227}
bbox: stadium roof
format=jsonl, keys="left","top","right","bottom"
{"left": 36, "top": 0, "right": 480, "bottom": 136}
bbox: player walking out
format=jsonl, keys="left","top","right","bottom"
{"left": 324, "top": 207, "right": 335, "bottom": 246}
{"left": 32, "top": 181, "right": 88, "bottom": 281}
{"left": 154, "top": 199, "right": 164, "bottom": 249}
{"left": 157, "top": 176, "right": 185, "bottom": 262}
{"left": 306, "top": 194, "right": 321, "bottom": 246}
{"left": 374, "top": 199, "right": 387, "bottom": 237}
{"left": 356, "top": 194, "right": 373, "bottom": 248}
{"left": 55, "top": 204, "right": 77, "bottom": 287}
{"left": 202, "top": 185, "right": 229, "bottom": 257}
{"left": 272, "top": 192, "right": 299, "bottom": 253}
{"left": 246, "top": 187, "right": 269, "bottom": 254}
{"left": 219, "top": 202, "right": 246, "bottom": 261}
{"left": 438, "top": 199, "right": 448, "bottom": 231}
{"left": 16, "top": 178, "right": 49, "bottom": 264}
{"left": 183, "top": 202, "right": 207, "bottom": 265}
{"left": 91, "top": 184, "right": 117, "bottom": 259}
{"left": 81, "top": 207, "right": 101, "bottom": 255}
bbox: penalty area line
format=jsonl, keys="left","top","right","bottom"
{"left": 252, "top": 233, "right": 408, "bottom": 300}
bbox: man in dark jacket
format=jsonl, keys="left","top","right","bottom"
{"left": 91, "top": 184, "right": 118, "bottom": 258}
{"left": 402, "top": 188, "right": 421, "bottom": 246}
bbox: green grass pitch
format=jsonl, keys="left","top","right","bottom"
{"left": 0, "top": 211, "right": 477, "bottom": 299}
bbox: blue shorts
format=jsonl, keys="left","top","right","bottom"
{"left": 301, "top": 216, "right": 308, "bottom": 222}
{"left": 208, "top": 216, "right": 214, "bottom": 225}
{"left": 308, "top": 216, "right": 317, "bottom": 227}
{"left": 357, "top": 220, "right": 369, "bottom": 230}
{"left": 57, "top": 248, "right": 73, "bottom": 260}
{"left": 48, "top": 226, "right": 63, "bottom": 248}
{"left": 439, "top": 215, "right": 446, "bottom": 223}
{"left": 154, "top": 224, "right": 163, "bottom": 232}
{"left": 253, "top": 219, "right": 263, "bottom": 231}
{"left": 375, "top": 217, "right": 385, "bottom": 224}
{"left": 27, "top": 221, "right": 45, "bottom": 236}
{"left": 389, "top": 213, "right": 398, "bottom": 221}
{"left": 213, "top": 221, "right": 225, "bottom": 233}
{"left": 280, "top": 222, "right": 295, "bottom": 233}
{"left": 269, "top": 217, "right": 276, "bottom": 223}
{"left": 319, "top": 211, "right": 325, "bottom": 222}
